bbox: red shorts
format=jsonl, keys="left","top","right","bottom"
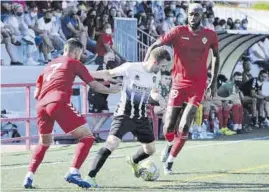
{"left": 168, "top": 85, "right": 206, "bottom": 107}
{"left": 36, "top": 102, "right": 86, "bottom": 134}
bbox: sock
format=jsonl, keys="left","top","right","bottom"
{"left": 88, "top": 147, "right": 111, "bottom": 178}
{"left": 132, "top": 147, "right": 150, "bottom": 164}
{"left": 216, "top": 109, "right": 223, "bottom": 128}
{"left": 28, "top": 144, "right": 49, "bottom": 173}
{"left": 72, "top": 136, "right": 95, "bottom": 169}
{"left": 232, "top": 104, "right": 240, "bottom": 124}
{"left": 69, "top": 167, "right": 79, "bottom": 174}
{"left": 258, "top": 116, "right": 265, "bottom": 125}
{"left": 238, "top": 105, "right": 244, "bottom": 125}
{"left": 167, "top": 154, "right": 176, "bottom": 163}
{"left": 223, "top": 110, "right": 230, "bottom": 128}
{"left": 26, "top": 171, "right": 34, "bottom": 179}
{"left": 169, "top": 131, "right": 188, "bottom": 160}
{"left": 164, "top": 132, "right": 175, "bottom": 142}
{"left": 251, "top": 117, "right": 257, "bottom": 125}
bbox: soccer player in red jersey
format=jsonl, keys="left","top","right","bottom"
{"left": 144, "top": 3, "right": 220, "bottom": 174}
{"left": 23, "top": 39, "right": 120, "bottom": 189}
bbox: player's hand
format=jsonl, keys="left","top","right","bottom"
{"left": 104, "top": 76, "right": 122, "bottom": 84}
{"left": 109, "top": 83, "right": 122, "bottom": 93}
{"left": 207, "top": 80, "right": 217, "bottom": 98}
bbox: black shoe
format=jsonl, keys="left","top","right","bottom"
{"left": 236, "top": 129, "right": 245, "bottom": 134}
{"left": 10, "top": 61, "right": 23, "bottom": 65}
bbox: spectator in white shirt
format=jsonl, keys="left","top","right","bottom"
{"left": 5, "top": 3, "right": 39, "bottom": 65}
{"left": 161, "top": 9, "right": 175, "bottom": 34}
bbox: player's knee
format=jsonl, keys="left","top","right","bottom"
{"left": 70, "top": 124, "right": 93, "bottom": 139}
{"left": 104, "top": 135, "right": 121, "bottom": 152}
{"left": 142, "top": 142, "right": 155, "bottom": 155}
{"left": 39, "top": 134, "right": 52, "bottom": 146}
{"left": 163, "top": 119, "right": 176, "bottom": 134}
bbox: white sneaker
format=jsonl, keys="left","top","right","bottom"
{"left": 27, "top": 57, "right": 40, "bottom": 65}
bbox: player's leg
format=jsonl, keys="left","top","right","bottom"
{"left": 86, "top": 116, "right": 133, "bottom": 187}
{"left": 161, "top": 89, "right": 185, "bottom": 163}
{"left": 48, "top": 102, "right": 95, "bottom": 188}
{"left": 127, "top": 118, "right": 156, "bottom": 177}
{"left": 164, "top": 103, "right": 197, "bottom": 174}
{"left": 23, "top": 106, "right": 54, "bottom": 188}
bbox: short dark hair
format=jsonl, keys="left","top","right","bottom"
{"left": 233, "top": 71, "right": 242, "bottom": 77}
{"left": 259, "top": 69, "right": 268, "bottom": 76}
{"left": 64, "top": 38, "right": 83, "bottom": 52}
{"left": 150, "top": 47, "right": 171, "bottom": 62}
{"left": 161, "top": 70, "right": 171, "bottom": 76}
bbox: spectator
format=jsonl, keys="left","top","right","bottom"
{"left": 215, "top": 19, "right": 226, "bottom": 31}
{"left": 240, "top": 18, "right": 248, "bottom": 30}
{"left": 213, "top": 17, "right": 219, "bottom": 27}
{"left": 126, "top": 10, "right": 134, "bottom": 18}
{"left": 83, "top": 9, "right": 97, "bottom": 51}
{"left": 233, "top": 19, "right": 241, "bottom": 30}
{"left": 240, "top": 70, "right": 269, "bottom": 127}
{"left": 61, "top": 5, "right": 88, "bottom": 54}
{"left": 1, "top": 21, "right": 23, "bottom": 65}
{"left": 153, "top": 1, "right": 165, "bottom": 23}
{"left": 158, "top": 70, "right": 172, "bottom": 101}
{"left": 161, "top": 9, "right": 175, "bottom": 34}
{"left": 37, "top": 11, "right": 65, "bottom": 63}
{"left": 207, "top": 13, "right": 215, "bottom": 30}
{"left": 175, "top": 8, "right": 186, "bottom": 26}
{"left": 4, "top": 3, "right": 39, "bottom": 65}
{"left": 218, "top": 72, "right": 245, "bottom": 133}
{"left": 242, "top": 59, "right": 253, "bottom": 83}
{"left": 226, "top": 17, "right": 234, "bottom": 29}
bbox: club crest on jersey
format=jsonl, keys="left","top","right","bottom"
{"left": 135, "top": 74, "right": 140, "bottom": 81}
{"left": 170, "top": 90, "right": 179, "bottom": 98}
{"left": 202, "top": 37, "right": 208, "bottom": 44}
{"left": 152, "top": 76, "right": 157, "bottom": 83}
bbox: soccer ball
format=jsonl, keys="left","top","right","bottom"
{"left": 139, "top": 160, "right": 159, "bottom": 181}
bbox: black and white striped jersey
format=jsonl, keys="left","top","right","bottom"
{"left": 113, "top": 62, "right": 158, "bottom": 118}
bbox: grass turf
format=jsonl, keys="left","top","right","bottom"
{"left": 1, "top": 130, "right": 269, "bottom": 192}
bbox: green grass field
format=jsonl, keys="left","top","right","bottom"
{"left": 1, "top": 129, "right": 269, "bottom": 192}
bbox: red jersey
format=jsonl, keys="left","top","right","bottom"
{"left": 160, "top": 26, "right": 218, "bottom": 89}
{"left": 36, "top": 56, "right": 94, "bottom": 106}
{"left": 96, "top": 32, "right": 113, "bottom": 57}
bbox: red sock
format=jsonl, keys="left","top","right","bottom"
{"left": 238, "top": 105, "right": 244, "bottom": 124}
{"left": 28, "top": 144, "right": 49, "bottom": 173}
{"left": 170, "top": 131, "right": 188, "bottom": 158}
{"left": 223, "top": 110, "right": 230, "bottom": 128}
{"left": 164, "top": 132, "right": 175, "bottom": 142}
{"left": 216, "top": 109, "right": 223, "bottom": 128}
{"left": 232, "top": 104, "right": 240, "bottom": 124}
{"left": 72, "top": 136, "right": 95, "bottom": 169}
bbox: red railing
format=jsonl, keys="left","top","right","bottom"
{"left": 1, "top": 83, "right": 159, "bottom": 150}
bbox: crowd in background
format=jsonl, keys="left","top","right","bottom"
{"left": 1, "top": 1, "right": 269, "bottom": 140}
{"left": 1, "top": 0, "right": 252, "bottom": 66}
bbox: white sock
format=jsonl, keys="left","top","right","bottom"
{"left": 69, "top": 167, "right": 80, "bottom": 174}
{"left": 167, "top": 141, "right": 173, "bottom": 146}
{"left": 26, "top": 171, "right": 34, "bottom": 179}
{"left": 167, "top": 154, "right": 176, "bottom": 163}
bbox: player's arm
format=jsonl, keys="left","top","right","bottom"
{"left": 144, "top": 26, "right": 179, "bottom": 61}
{"left": 90, "top": 62, "right": 130, "bottom": 80}
{"left": 75, "top": 62, "right": 121, "bottom": 94}
{"left": 209, "top": 32, "right": 220, "bottom": 96}
{"left": 150, "top": 88, "right": 166, "bottom": 110}
{"left": 251, "top": 89, "right": 266, "bottom": 100}
{"left": 34, "top": 74, "right": 43, "bottom": 100}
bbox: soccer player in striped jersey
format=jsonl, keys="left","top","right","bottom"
{"left": 84, "top": 47, "right": 171, "bottom": 187}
